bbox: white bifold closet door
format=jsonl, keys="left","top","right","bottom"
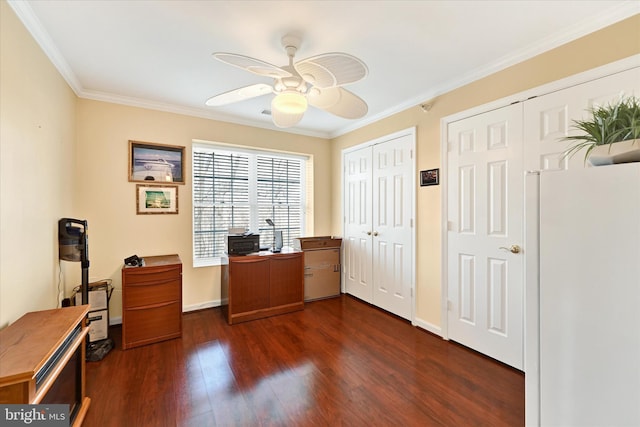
{"left": 343, "top": 132, "right": 414, "bottom": 321}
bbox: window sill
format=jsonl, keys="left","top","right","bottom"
{"left": 193, "top": 257, "right": 223, "bottom": 268}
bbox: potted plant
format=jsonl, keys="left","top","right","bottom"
{"left": 563, "top": 94, "right": 640, "bottom": 166}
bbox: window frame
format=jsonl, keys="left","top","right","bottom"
{"left": 192, "top": 141, "right": 307, "bottom": 267}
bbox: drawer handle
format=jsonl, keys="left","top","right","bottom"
{"left": 271, "top": 254, "right": 302, "bottom": 260}
{"left": 232, "top": 258, "right": 269, "bottom": 264}
{"left": 126, "top": 266, "right": 181, "bottom": 275}
{"left": 125, "top": 278, "right": 178, "bottom": 287}
{"left": 127, "top": 301, "right": 177, "bottom": 310}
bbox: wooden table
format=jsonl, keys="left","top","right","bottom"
{"left": 0, "top": 306, "right": 91, "bottom": 426}
{"left": 221, "top": 250, "right": 304, "bottom": 324}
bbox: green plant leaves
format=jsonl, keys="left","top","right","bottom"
{"left": 562, "top": 95, "right": 640, "bottom": 162}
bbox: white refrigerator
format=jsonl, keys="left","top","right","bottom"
{"left": 525, "top": 163, "right": 640, "bottom": 426}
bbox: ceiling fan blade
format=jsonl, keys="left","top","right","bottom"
{"left": 205, "top": 83, "right": 273, "bottom": 106}
{"left": 308, "top": 87, "right": 368, "bottom": 119}
{"left": 295, "top": 53, "right": 368, "bottom": 88}
{"left": 213, "top": 53, "right": 292, "bottom": 78}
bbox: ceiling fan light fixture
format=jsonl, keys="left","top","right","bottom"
{"left": 271, "top": 107, "right": 304, "bottom": 128}
{"left": 209, "top": 33, "right": 369, "bottom": 129}
{"left": 271, "top": 90, "right": 308, "bottom": 115}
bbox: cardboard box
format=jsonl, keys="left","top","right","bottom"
{"left": 86, "top": 309, "right": 108, "bottom": 342}
{"left": 73, "top": 280, "right": 110, "bottom": 311}
{"left": 71, "top": 280, "right": 111, "bottom": 342}
{"left": 74, "top": 287, "right": 108, "bottom": 311}
{"left": 294, "top": 236, "right": 342, "bottom": 251}
{"left": 303, "top": 248, "right": 341, "bottom": 301}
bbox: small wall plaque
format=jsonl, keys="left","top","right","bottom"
{"left": 420, "top": 168, "right": 440, "bottom": 186}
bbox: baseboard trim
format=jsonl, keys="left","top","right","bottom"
{"left": 110, "top": 301, "right": 439, "bottom": 336}
{"left": 183, "top": 300, "right": 221, "bottom": 313}
{"left": 413, "top": 317, "right": 442, "bottom": 337}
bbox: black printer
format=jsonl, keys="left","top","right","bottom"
{"left": 226, "top": 233, "right": 260, "bottom": 255}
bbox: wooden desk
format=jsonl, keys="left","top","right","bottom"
{"left": 122, "top": 254, "right": 182, "bottom": 349}
{"left": 0, "top": 306, "right": 91, "bottom": 426}
{"left": 221, "top": 250, "right": 304, "bottom": 324}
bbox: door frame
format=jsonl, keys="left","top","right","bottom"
{"left": 439, "top": 54, "right": 640, "bottom": 340}
{"left": 341, "top": 127, "right": 417, "bottom": 323}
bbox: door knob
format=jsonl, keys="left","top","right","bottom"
{"left": 373, "top": 231, "right": 379, "bottom": 237}
{"left": 365, "top": 231, "right": 372, "bottom": 236}
{"left": 499, "top": 245, "right": 521, "bottom": 254}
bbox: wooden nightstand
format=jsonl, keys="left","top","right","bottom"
{"left": 121, "top": 254, "right": 182, "bottom": 349}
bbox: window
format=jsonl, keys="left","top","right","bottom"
{"left": 192, "top": 143, "right": 306, "bottom": 266}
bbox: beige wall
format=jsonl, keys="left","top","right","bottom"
{"left": 2, "top": 0, "right": 638, "bottom": 331}
{"left": 330, "top": 14, "right": 640, "bottom": 329}
{"left": 0, "top": 1, "right": 77, "bottom": 326}
{"left": 75, "top": 99, "right": 331, "bottom": 321}
{"left": 1, "top": 0, "right": 331, "bottom": 325}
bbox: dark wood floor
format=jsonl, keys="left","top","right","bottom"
{"left": 84, "top": 295, "right": 524, "bottom": 426}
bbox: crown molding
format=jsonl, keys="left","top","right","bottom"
{"left": 10, "top": 0, "right": 639, "bottom": 140}
{"left": 81, "top": 90, "right": 331, "bottom": 139}
{"left": 330, "top": 2, "right": 640, "bottom": 138}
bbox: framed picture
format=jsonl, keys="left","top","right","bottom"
{"left": 129, "top": 140, "right": 185, "bottom": 184}
{"left": 420, "top": 168, "right": 440, "bottom": 186}
{"left": 136, "top": 184, "right": 179, "bottom": 214}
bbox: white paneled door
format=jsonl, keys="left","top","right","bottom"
{"left": 524, "top": 67, "right": 640, "bottom": 173}
{"left": 447, "top": 104, "right": 524, "bottom": 370}
{"left": 344, "top": 131, "right": 415, "bottom": 321}
{"left": 444, "top": 64, "right": 640, "bottom": 374}
{"left": 343, "top": 146, "right": 374, "bottom": 303}
{"left": 371, "top": 135, "right": 414, "bottom": 319}
{"left": 520, "top": 66, "right": 640, "bottom": 426}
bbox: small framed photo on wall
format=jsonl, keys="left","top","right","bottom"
{"left": 136, "top": 184, "right": 179, "bottom": 214}
{"left": 420, "top": 169, "right": 439, "bottom": 186}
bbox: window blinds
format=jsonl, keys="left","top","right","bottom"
{"left": 193, "top": 145, "right": 305, "bottom": 264}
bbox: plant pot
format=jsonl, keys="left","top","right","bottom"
{"left": 588, "top": 139, "right": 640, "bottom": 166}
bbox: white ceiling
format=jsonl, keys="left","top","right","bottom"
{"left": 9, "top": 1, "right": 639, "bottom": 138}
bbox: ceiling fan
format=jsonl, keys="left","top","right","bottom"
{"left": 205, "top": 33, "right": 368, "bottom": 128}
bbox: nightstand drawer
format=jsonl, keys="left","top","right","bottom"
{"left": 124, "top": 279, "right": 181, "bottom": 308}
{"left": 123, "top": 301, "right": 182, "bottom": 348}
{"left": 123, "top": 266, "right": 181, "bottom": 284}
